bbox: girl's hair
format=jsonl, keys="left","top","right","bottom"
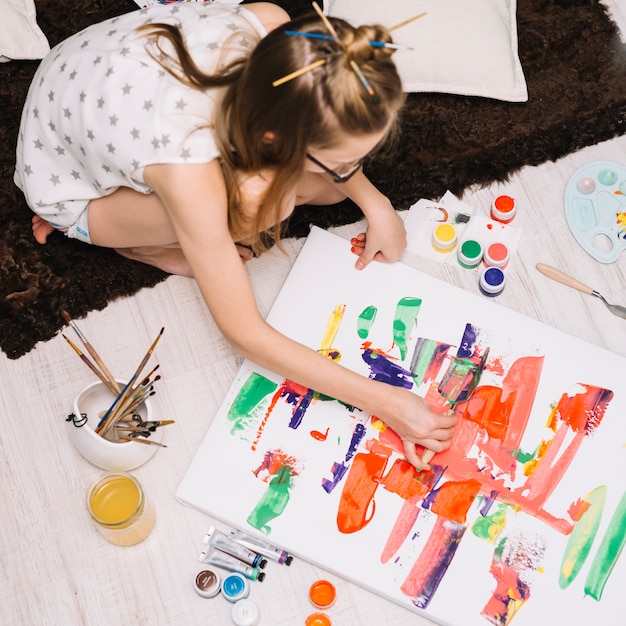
{"left": 138, "top": 12, "right": 405, "bottom": 252}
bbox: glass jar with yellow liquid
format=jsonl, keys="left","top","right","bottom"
{"left": 87, "top": 472, "right": 155, "bottom": 545}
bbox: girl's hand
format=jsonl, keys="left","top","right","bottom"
{"left": 377, "top": 387, "right": 458, "bottom": 471}
{"left": 350, "top": 209, "right": 407, "bottom": 270}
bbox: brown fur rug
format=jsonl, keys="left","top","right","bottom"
{"left": 2, "top": 0, "right": 626, "bottom": 359}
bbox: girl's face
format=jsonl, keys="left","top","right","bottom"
{"left": 305, "top": 128, "right": 389, "bottom": 183}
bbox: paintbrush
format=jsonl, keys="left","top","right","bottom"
{"left": 421, "top": 348, "right": 490, "bottom": 465}
{"left": 118, "top": 434, "right": 168, "bottom": 448}
{"left": 62, "top": 310, "right": 120, "bottom": 393}
{"left": 96, "top": 327, "right": 165, "bottom": 436}
{"left": 63, "top": 335, "right": 119, "bottom": 394}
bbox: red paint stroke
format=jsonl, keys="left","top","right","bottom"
{"left": 481, "top": 530, "right": 545, "bottom": 626}
{"left": 400, "top": 515, "right": 466, "bottom": 606}
{"left": 379, "top": 460, "right": 434, "bottom": 562}
{"left": 311, "top": 427, "right": 330, "bottom": 441}
{"left": 252, "top": 448, "right": 301, "bottom": 481}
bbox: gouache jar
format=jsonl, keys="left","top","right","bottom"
{"left": 479, "top": 267, "right": 506, "bottom": 297}
{"left": 305, "top": 614, "right": 332, "bottom": 626}
{"left": 232, "top": 599, "right": 261, "bottom": 626}
{"left": 309, "top": 579, "right": 336, "bottom": 610}
{"left": 194, "top": 569, "right": 221, "bottom": 598}
{"left": 457, "top": 239, "right": 483, "bottom": 269}
{"left": 483, "top": 242, "right": 510, "bottom": 268}
{"left": 431, "top": 223, "right": 458, "bottom": 253}
{"left": 87, "top": 472, "right": 155, "bottom": 545}
{"left": 490, "top": 195, "right": 517, "bottom": 223}
{"left": 221, "top": 573, "right": 250, "bottom": 603}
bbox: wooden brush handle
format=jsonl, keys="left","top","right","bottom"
{"left": 536, "top": 263, "right": 594, "bottom": 296}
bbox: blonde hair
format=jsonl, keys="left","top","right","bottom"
{"left": 138, "top": 12, "right": 405, "bottom": 252}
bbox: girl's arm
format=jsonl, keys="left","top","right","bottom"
{"left": 145, "top": 163, "right": 456, "bottom": 470}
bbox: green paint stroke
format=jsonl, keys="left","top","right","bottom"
{"left": 227, "top": 372, "right": 278, "bottom": 435}
{"left": 584, "top": 489, "right": 626, "bottom": 600}
{"left": 472, "top": 503, "right": 509, "bottom": 543}
{"left": 559, "top": 486, "right": 606, "bottom": 589}
{"left": 357, "top": 305, "right": 377, "bottom": 339}
{"left": 393, "top": 297, "right": 422, "bottom": 361}
{"left": 410, "top": 338, "right": 437, "bottom": 386}
{"left": 246, "top": 464, "right": 293, "bottom": 535}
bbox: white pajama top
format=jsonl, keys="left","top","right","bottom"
{"left": 14, "top": 3, "right": 265, "bottom": 232}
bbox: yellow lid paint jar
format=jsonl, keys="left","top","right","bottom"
{"left": 431, "top": 223, "right": 458, "bottom": 253}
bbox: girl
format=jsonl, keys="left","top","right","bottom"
{"left": 15, "top": 2, "right": 457, "bottom": 468}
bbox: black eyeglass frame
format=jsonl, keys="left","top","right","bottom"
{"left": 306, "top": 153, "right": 363, "bottom": 184}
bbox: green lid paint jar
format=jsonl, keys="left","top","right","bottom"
{"left": 457, "top": 239, "right": 483, "bottom": 269}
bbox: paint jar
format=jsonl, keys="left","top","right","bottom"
{"left": 483, "top": 242, "right": 510, "bottom": 268}
{"left": 232, "top": 599, "right": 261, "bottom": 626}
{"left": 479, "top": 267, "right": 506, "bottom": 297}
{"left": 490, "top": 195, "right": 517, "bottom": 223}
{"left": 305, "top": 613, "right": 332, "bottom": 626}
{"left": 309, "top": 579, "right": 336, "bottom": 610}
{"left": 457, "top": 239, "right": 483, "bottom": 269}
{"left": 431, "top": 223, "right": 457, "bottom": 253}
{"left": 69, "top": 380, "right": 162, "bottom": 471}
{"left": 87, "top": 472, "right": 156, "bottom": 545}
{"left": 194, "top": 569, "right": 221, "bottom": 598}
{"left": 221, "top": 573, "right": 250, "bottom": 603}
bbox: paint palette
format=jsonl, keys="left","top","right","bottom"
{"left": 564, "top": 160, "right": 626, "bottom": 263}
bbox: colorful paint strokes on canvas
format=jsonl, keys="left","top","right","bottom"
{"left": 177, "top": 228, "right": 625, "bottom": 626}
{"left": 225, "top": 296, "right": 621, "bottom": 624}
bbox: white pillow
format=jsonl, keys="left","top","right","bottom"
{"left": 325, "top": 0, "right": 528, "bottom": 102}
{"left": 0, "top": 0, "right": 50, "bottom": 63}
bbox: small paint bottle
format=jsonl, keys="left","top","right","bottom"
{"left": 193, "top": 569, "right": 221, "bottom": 598}
{"left": 221, "top": 573, "right": 250, "bottom": 603}
{"left": 309, "top": 580, "right": 336, "bottom": 610}
{"left": 479, "top": 267, "right": 506, "bottom": 297}
{"left": 490, "top": 195, "right": 517, "bottom": 223}
{"left": 431, "top": 223, "right": 457, "bottom": 253}
{"left": 483, "top": 242, "right": 510, "bottom": 268}
{"left": 231, "top": 599, "right": 261, "bottom": 626}
{"left": 457, "top": 239, "right": 483, "bottom": 269}
{"left": 305, "top": 613, "right": 333, "bottom": 626}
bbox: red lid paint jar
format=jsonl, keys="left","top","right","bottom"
{"left": 431, "top": 223, "right": 458, "bottom": 253}
{"left": 457, "top": 239, "right": 483, "bottom": 269}
{"left": 479, "top": 267, "right": 506, "bottom": 297}
{"left": 491, "top": 195, "right": 517, "bottom": 223}
{"left": 483, "top": 242, "right": 509, "bottom": 268}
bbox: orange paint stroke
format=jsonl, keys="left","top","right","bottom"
{"left": 337, "top": 449, "right": 390, "bottom": 534}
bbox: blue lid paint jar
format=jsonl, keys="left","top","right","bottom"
{"left": 479, "top": 267, "right": 506, "bottom": 297}
{"left": 221, "top": 573, "right": 250, "bottom": 603}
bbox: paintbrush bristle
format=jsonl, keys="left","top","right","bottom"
{"left": 61, "top": 309, "right": 72, "bottom": 323}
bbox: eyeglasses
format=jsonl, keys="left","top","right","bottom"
{"left": 306, "top": 153, "right": 363, "bottom": 183}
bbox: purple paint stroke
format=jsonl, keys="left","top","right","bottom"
{"left": 322, "top": 423, "right": 366, "bottom": 493}
{"left": 362, "top": 348, "right": 414, "bottom": 389}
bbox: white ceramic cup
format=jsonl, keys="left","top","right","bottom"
{"left": 68, "top": 380, "right": 162, "bottom": 471}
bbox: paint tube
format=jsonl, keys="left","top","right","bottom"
{"left": 203, "top": 526, "right": 267, "bottom": 569}
{"left": 229, "top": 529, "right": 293, "bottom": 565}
{"left": 198, "top": 546, "right": 265, "bottom": 582}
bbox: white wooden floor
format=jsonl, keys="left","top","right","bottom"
{"left": 1, "top": 3, "right": 625, "bottom": 625}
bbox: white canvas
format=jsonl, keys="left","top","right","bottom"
{"left": 177, "top": 227, "right": 625, "bottom": 626}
